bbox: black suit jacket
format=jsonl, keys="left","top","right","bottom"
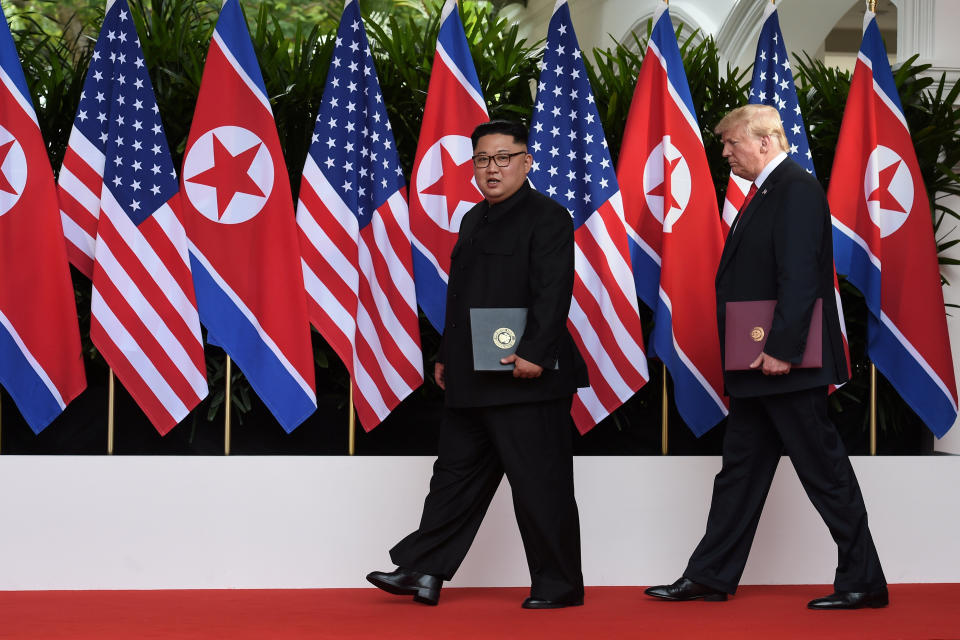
{"left": 439, "top": 182, "right": 588, "bottom": 407}
{"left": 716, "top": 157, "right": 848, "bottom": 397}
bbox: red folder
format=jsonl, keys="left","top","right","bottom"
{"left": 724, "top": 298, "right": 822, "bottom": 370}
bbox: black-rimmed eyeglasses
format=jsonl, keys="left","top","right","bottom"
{"left": 472, "top": 151, "right": 526, "bottom": 168}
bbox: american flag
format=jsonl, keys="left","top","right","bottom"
{"left": 296, "top": 0, "right": 423, "bottom": 430}
{"left": 528, "top": 0, "right": 649, "bottom": 433}
{"left": 725, "top": 3, "right": 850, "bottom": 384}
{"left": 57, "top": 0, "right": 207, "bottom": 434}
{"left": 722, "top": 2, "right": 815, "bottom": 228}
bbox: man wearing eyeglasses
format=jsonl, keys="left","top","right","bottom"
{"left": 367, "top": 120, "right": 588, "bottom": 609}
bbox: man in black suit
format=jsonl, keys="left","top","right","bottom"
{"left": 645, "top": 105, "right": 888, "bottom": 609}
{"left": 367, "top": 120, "right": 588, "bottom": 609}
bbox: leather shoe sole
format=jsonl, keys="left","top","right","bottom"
{"left": 807, "top": 589, "right": 889, "bottom": 610}
{"left": 521, "top": 597, "right": 584, "bottom": 609}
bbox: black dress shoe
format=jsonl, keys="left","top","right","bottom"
{"left": 807, "top": 588, "right": 889, "bottom": 610}
{"left": 521, "top": 596, "right": 584, "bottom": 609}
{"left": 366, "top": 567, "right": 442, "bottom": 605}
{"left": 644, "top": 577, "right": 728, "bottom": 601}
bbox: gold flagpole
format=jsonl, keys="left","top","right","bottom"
{"left": 348, "top": 384, "right": 356, "bottom": 456}
{"left": 870, "top": 364, "right": 877, "bottom": 455}
{"left": 661, "top": 363, "right": 668, "bottom": 455}
{"left": 107, "top": 369, "right": 115, "bottom": 455}
{"left": 225, "top": 356, "right": 232, "bottom": 456}
{"left": 867, "top": 0, "right": 877, "bottom": 13}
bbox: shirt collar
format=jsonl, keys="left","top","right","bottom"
{"left": 754, "top": 151, "right": 788, "bottom": 189}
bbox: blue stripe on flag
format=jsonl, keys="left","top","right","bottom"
{"left": 436, "top": 4, "right": 484, "bottom": 100}
{"left": 651, "top": 10, "right": 697, "bottom": 126}
{"left": 833, "top": 231, "right": 881, "bottom": 319}
{"left": 0, "top": 324, "right": 63, "bottom": 434}
{"left": 0, "top": 11, "right": 34, "bottom": 110}
{"left": 628, "top": 237, "right": 661, "bottom": 313}
{"left": 190, "top": 255, "right": 316, "bottom": 433}
{"left": 649, "top": 303, "right": 726, "bottom": 437}
{"left": 868, "top": 313, "right": 957, "bottom": 438}
{"left": 216, "top": 0, "right": 269, "bottom": 99}
{"left": 412, "top": 246, "right": 447, "bottom": 334}
{"left": 861, "top": 19, "right": 903, "bottom": 115}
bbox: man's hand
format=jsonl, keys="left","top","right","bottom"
{"left": 500, "top": 354, "right": 544, "bottom": 379}
{"left": 749, "top": 352, "right": 791, "bottom": 376}
{"left": 434, "top": 362, "right": 446, "bottom": 390}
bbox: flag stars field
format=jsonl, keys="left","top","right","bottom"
{"left": 296, "top": 0, "right": 422, "bottom": 431}
{"left": 529, "top": 0, "right": 649, "bottom": 431}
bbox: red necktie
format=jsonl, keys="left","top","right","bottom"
{"left": 742, "top": 182, "right": 758, "bottom": 211}
{"left": 732, "top": 182, "right": 758, "bottom": 233}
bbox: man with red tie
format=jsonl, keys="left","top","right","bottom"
{"left": 645, "top": 105, "right": 887, "bottom": 609}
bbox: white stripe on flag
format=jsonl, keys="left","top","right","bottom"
{"left": 91, "top": 286, "right": 188, "bottom": 422}
{"left": 100, "top": 190, "right": 207, "bottom": 396}
{"left": 212, "top": 31, "right": 273, "bottom": 115}
{"left": 435, "top": 43, "right": 488, "bottom": 116}
{"left": 58, "top": 164, "right": 101, "bottom": 220}
{"left": 301, "top": 257, "right": 356, "bottom": 337}
{"left": 658, "top": 287, "right": 727, "bottom": 412}
{"left": 188, "top": 242, "right": 315, "bottom": 404}
{"left": 0, "top": 309, "right": 66, "bottom": 410}
{"left": 60, "top": 210, "right": 96, "bottom": 264}
{"left": 0, "top": 67, "right": 39, "bottom": 128}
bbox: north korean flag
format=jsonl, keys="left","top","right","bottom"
{"left": 181, "top": 0, "right": 316, "bottom": 431}
{"left": 829, "top": 10, "right": 957, "bottom": 437}
{"left": 0, "top": 7, "right": 85, "bottom": 432}
{"left": 618, "top": 1, "right": 726, "bottom": 436}
{"left": 408, "top": 0, "right": 488, "bottom": 332}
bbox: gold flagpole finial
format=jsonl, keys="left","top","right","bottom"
{"left": 868, "top": 0, "right": 877, "bottom": 12}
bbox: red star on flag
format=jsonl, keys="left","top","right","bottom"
{"left": 420, "top": 144, "right": 480, "bottom": 225}
{"left": 187, "top": 135, "right": 265, "bottom": 218}
{"left": 646, "top": 156, "right": 682, "bottom": 211}
{"left": 0, "top": 140, "right": 19, "bottom": 195}
{"left": 867, "top": 161, "right": 906, "bottom": 213}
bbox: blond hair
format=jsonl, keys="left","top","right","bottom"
{"left": 715, "top": 104, "right": 788, "bottom": 152}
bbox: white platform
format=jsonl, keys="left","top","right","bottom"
{"left": 0, "top": 455, "right": 956, "bottom": 590}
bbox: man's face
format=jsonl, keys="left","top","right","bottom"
{"left": 721, "top": 123, "right": 769, "bottom": 182}
{"left": 472, "top": 133, "right": 532, "bottom": 204}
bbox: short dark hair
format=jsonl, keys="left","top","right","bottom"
{"left": 471, "top": 120, "right": 528, "bottom": 148}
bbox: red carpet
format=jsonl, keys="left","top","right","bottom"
{"left": 0, "top": 585, "right": 957, "bottom": 639}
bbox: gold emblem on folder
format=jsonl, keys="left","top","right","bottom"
{"left": 493, "top": 327, "right": 517, "bottom": 349}
{"left": 750, "top": 326, "right": 765, "bottom": 342}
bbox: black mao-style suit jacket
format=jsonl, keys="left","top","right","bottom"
{"left": 716, "top": 157, "right": 848, "bottom": 398}
{"left": 438, "top": 182, "right": 588, "bottom": 408}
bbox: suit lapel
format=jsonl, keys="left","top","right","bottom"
{"left": 716, "top": 160, "right": 793, "bottom": 278}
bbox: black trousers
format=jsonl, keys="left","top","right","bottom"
{"left": 684, "top": 386, "right": 886, "bottom": 594}
{"left": 390, "top": 397, "right": 583, "bottom": 601}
